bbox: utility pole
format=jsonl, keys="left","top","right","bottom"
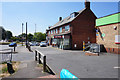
{"left": 22, "top": 23, "right": 24, "bottom": 46}
{"left": 26, "top": 22, "right": 28, "bottom": 48}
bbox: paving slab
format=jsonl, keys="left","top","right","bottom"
{"left": 1, "top": 45, "right": 55, "bottom": 79}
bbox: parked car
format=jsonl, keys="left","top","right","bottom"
{"left": 40, "top": 41, "right": 47, "bottom": 47}
{"left": 29, "top": 42, "right": 39, "bottom": 46}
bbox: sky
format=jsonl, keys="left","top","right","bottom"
{"left": 0, "top": 1, "right": 119, "bottom": 36}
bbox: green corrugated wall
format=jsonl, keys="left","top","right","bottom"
{"left": 96, "top": 13, "right": 120, "bottom": 26}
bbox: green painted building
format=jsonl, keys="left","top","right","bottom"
{"left": 96, "top": 12, "right": 120, "bottom": 54}
{"left": 96, "top": 12, "right": 120, "bottom": 27}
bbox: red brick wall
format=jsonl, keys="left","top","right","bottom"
{"left": 106, "top": 48, "right": 120, "bottom": 54}
{"left": 71, "top": 8, "right": 96, "bottom": 49}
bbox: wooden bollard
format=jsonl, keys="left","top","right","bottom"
{"left": 43, "top": 56, "right": 46, "bottom": 72}
{"left": 38, "top": 53, "right": 42, "bottom": 64}
{"left": 35, "top": 50, "right": 37, "bottom": 61}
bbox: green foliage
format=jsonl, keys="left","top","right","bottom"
{"left": 33, "top": 32, "right": 46, "bottom": 42}
{"left": 18, "top": 33, "right": 26, "bottom": 38}
{"left": 10, "top": 37, "right": 18, "bottom": 41}
{"left": 0, "top": 27, "right": 13, "bottom": 41}
{"left": 10, "top": 32, "right": 46, "bottom": 42}
{"left": 6, "top": 30, "right": 13, "bottom": 40}
{"left": 2, "top": 66, "right": 8, "bottom": 73}
{"left": 27, "top": 33, "right": 33, "bottom": 42}
{"left": 17, "top": 33, "right": 26, "bottom": 42}
{"left": 0, "top": 27, "right": 6, "bottom": 40}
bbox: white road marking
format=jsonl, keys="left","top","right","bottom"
{"left": 114, "top": 66, "right": 120, "bottom": 69}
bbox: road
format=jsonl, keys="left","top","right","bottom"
{"left": 32, "top": 46, "right": 119, "bottom": 79}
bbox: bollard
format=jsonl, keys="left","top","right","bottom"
{"left": 35, "top": 50, "right": 37, "bottom": 61}
{"left": 43, "top": 56, "right": 46, "bottom": 72}
{"left": 10, "top": 49, "right": 13, "bottom": 62}
{"left": 14, "top": 46, "right": 15, "bottom": 52}
{"left": 83, "top": 41, "right": 85, "bottom": 52}
{"left": 38, "top": 53, "right": 42, "bottom": 64}
{"left": 7, "top": 62, "right": 15, "bottom": 74}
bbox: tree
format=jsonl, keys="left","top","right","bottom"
{"left": 6, "top": 30, "right": 13, "bottom": 40}
{"left": 33, "top": 32, "right": 46, "bottom": 42}
{"left": 18, "top": 33, "right": 26, "bottom": 42}
{"left": 10, "top": 36, "right": 18, "bottom": 41}
{"left": 0, "top": 27, "right": 6, "bottom": 40}
{"left": 18, "top": 33, "right": 26, "bottom": 38}
{"left": 27, "top": 33, "right": 33, "bottom": 42}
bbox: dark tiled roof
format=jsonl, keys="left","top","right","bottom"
{"left": 50, "top": 8, "right": 86, "bottom": 29}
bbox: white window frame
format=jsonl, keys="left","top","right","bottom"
{"left": 65, "top": 25, "right": 70, "bottom": 32}
{"left": 56, "top": 29, "right": 58, "bottom": 33}
{"left": 60, "top": 27, "right": 62, "bottom": 33}
{"left": 49, "top": 31, "right": 50, "bottom": 34}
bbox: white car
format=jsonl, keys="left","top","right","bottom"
{"left": 29, "top": 42, "right": 39, "bottom": 46}
{"left": 40, "top": 42, "right": 47, "bottom": 47}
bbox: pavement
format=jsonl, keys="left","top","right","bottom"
{"left": 1, "top": 45, "right": 56, "bottom": 79}
{"left": 31, "top": 46, "right": 119, "bottom": 79}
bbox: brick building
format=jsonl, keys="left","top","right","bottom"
{"left": 96, "top": 12, "right": 120, "bottom": 54}
{"left": 46, "top": 0, "right": 97, "bottom": 50}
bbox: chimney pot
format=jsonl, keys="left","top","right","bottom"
{"left": 59, "top": 17, "right": 62, "bottom": 21}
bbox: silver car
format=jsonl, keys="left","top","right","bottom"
{"left": 40, "top": 42, "right": 47, "bottom": 47}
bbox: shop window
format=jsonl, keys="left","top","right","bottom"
{"left": 52, "top": 39, "right": 57, "bottom": 44}
{"left": 63, "top": 39, "right": 70, "bottom": 45}
{"left": 60, "top": 27, "right": 62, "bottom": 33}
{"left": 65, "top": 25, "right": 70, "bottom": 32}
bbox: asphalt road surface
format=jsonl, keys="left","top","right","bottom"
{"left": 32, "top": 46, "right": 119, "bottom": 79}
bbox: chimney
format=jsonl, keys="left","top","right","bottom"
{"left": 85, "top": 0, "right": 90, "bottom": 9}
{"left": 48, "top": 26, "right": 51, "bottom": 29}
{"left": 59, "top": 17, "right": 62, "bottom": 21}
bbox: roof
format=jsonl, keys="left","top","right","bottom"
{"left": 96, "top": 12, "right": 120, "bottom": 27}
{"left": 49, "top": 8, "right": 86, "bottom": 29}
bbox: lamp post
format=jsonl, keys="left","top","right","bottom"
{"left": 22, "top": 23, "right": 24, "bottom": 46}
{"left": 26, "top": 22, "right": 28, "bottom": 48}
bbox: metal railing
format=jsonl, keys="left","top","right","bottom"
{"left": 35, "top": 49, "right": 46, "bottom": 72}
{"left": 0, "top": 49, "right": 13, "bottom": 62}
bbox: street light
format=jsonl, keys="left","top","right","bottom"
{"left": 22, "top": 23, "right": 24, "bottom": 46}
{"left": 26, "top": 22, "right": 28, "bottom": 48}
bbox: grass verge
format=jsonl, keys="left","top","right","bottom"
{"left": 0, "top": 61, "right": 20, "bottom": 78}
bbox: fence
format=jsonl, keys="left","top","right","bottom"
{"left": 35, "top": 49, "right": 46, "bottom": 72}
{"left": 0, "top": 49, "right": 13, "bottom": 62}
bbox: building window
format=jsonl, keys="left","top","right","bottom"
{"left": 65, "top": 25, "right": 70, "bottom": 32}
{"left": 53, "top": 29, "right": 55, "bottom": 34}
{"left": 49, "top": 31, "right": 50, "bottom": 34}
{"left": 60, "top": 27, "right": 62, "bottom": 33}
{"left": 51, "top": 30, "right": 53, "bottom": 34}
{"left": 53, "top": 30, "right": 54, "bottom": 34}
{"left": 56, "top": 29, "right": 58, "bottom": 33}
{"left": 70, "top": 13, "right": 75, "bottom": 18}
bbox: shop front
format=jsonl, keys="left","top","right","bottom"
{"left": 52, "top": 34, "right": 71, "bottom": 49}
